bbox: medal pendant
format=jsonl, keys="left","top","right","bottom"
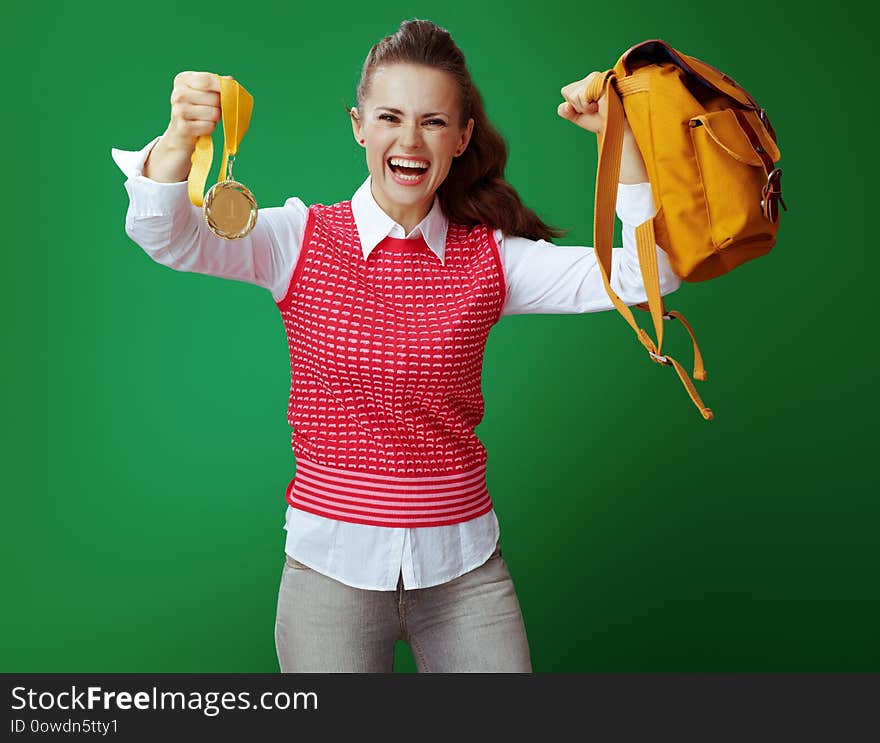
{"left": 204, "top": 179, "right": 258, "bottom": 239}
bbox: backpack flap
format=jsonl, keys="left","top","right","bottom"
{"left": 620, "top": 39, "right": 760, "bottom": 112}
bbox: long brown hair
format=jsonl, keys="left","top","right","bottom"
{"left": 353, "top": 19, "right": 566, "bottom": 242}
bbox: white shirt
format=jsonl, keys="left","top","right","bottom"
{"left": 111, "top": 134, "right": 680, "bottom": 590}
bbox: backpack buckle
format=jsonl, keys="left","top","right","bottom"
{"left": 760, "top": 167, "right": 786, "bottom": 221}
{"left": 649, "top": 351, "right": 671, "bottom": 365}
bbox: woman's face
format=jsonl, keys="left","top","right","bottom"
{"left": 351, "top": 63, "right": 474, "bottom": 231}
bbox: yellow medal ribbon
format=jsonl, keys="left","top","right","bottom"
{"left": 188, "top": 75, "right": 258, "bottom": 239}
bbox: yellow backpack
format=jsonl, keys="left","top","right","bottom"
{"left": 585, "top": 39, "right": 786, "bottom": 420}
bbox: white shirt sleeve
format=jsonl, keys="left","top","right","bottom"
{"left": 496, "top": 182, "right": 682, "bottom": 315}
{"left": 110, "top": 135, "right": 307, "bottom": 302}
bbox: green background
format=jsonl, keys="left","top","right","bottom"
{"left": 3, "top": 0, "right": 876, "bottom": 672}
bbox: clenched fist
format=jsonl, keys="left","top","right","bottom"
{"left": 556, "top": 70, "right": 646, "bottom": 183}
{"left": 144, "top": 71, "right": 232, "bottom": 183}
{"left": 165, "top": 71, "right": 231, "bottom": 150}
{"left": 557, "top": 71, "right": 631, "bottom": 137}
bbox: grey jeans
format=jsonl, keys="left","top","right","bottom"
{"left": 274, "top": 543, "right": 532, "bottom": 673}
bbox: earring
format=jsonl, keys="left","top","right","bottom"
{"left": 359, "top": 139, "right": 365, "bottom": 144}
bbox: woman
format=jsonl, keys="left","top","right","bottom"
{"left": 111, "top": 19, "right": 680, "bottom": 673}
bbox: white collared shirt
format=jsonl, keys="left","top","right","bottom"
{"left": 111, "top": 134, "right": 680, "bottom": 590}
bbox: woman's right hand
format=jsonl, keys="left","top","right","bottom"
{"left": 144, "top": 71, "right": 230, "bottom": 182}
{"left": 164, "top": 71, "right": 229, "bottom": 151}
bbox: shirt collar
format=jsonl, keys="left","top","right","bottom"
{"left": 350, "top": 175, "right": 447, "bottom": 265}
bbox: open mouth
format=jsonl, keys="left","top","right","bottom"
{"left": 387, "top": 156, "right": 430, "bottom": 182}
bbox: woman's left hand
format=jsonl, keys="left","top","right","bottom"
{"left": 558, "top": 71, "right": 647, "bottom": 183}
{"left": 558, "top": 71, "right": 631, "bottom": 137}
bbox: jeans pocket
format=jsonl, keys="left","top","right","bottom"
{"left": 284, "top": 553, "right": 311, "bottom": 571}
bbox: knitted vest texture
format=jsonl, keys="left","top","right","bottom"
{"left": 275, "top": 200, "right": 506, "bottom": 528}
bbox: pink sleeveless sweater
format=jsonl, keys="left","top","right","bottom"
{"left": 274, "top": 200, "right": 507, "bottom": 528}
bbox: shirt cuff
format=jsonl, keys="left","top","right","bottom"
{"left": 111, "top": 135, "right": 192, "bottom": 217}
{"left": 615, "top": 182, "right": 656, "bottom": 226}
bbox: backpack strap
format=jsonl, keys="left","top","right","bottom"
{"left": 586, "top": 72, "right": 714, "bottom": 421}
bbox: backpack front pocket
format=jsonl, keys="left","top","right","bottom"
{"left": 688, "top": 108, "right": 779, "bottom": 251}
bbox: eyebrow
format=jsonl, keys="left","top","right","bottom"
{"left": 375, "top": 107, "right": 449, "bottom": 117}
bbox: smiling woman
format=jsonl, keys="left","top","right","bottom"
{"left": 111, "top": 16, "right": 679, "bottom": 675}
{"left": 349, "top": 22, "right": 566, "bottom": 240}
{"left": 351, "top": 64, "right": 470, "bottom": 232}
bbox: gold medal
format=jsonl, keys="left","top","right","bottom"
{"left": 203, "top": 159, "right": 258, "bottom": 240}
{"left": 187, "top": 75, "right": 258, "bottom": 239}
